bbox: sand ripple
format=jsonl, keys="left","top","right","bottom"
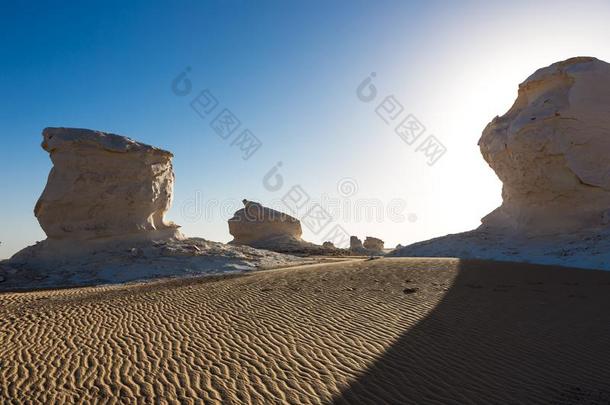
{"left": 1, "top": 258, "right": 610, "bottom": 404}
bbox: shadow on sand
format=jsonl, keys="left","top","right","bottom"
{"left": 332, "top": 259, "right": 610, "bottom": 404}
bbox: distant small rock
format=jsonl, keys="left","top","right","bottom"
{"left": 129, "top": 248, "right": 144, "bottom": 257}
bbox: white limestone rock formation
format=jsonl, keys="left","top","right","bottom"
{"left": 229, "top": 200, "right": 303, "bottom": 246}
{"left": 35, "top": 127, "right": 179, "bottom": 240}
{"left": 0, "top": 129, "right": 307, "bottom": 291}
{"left": 363, "top": 237, "right": 384, "bottom": 252}
{"left": 479, "top": 57, "right": 610, "bottom": 235}
{"left": 228, "top": 200, "right": 343, "bottom": 255}
{"left": 350, "top": 236, "right": 364, "bottom": 251}
{"left": 392, "top": 57, "right": 610, "bottom": 270}
{"left": 350, "top": 235, "right": 384, "bottom": 256}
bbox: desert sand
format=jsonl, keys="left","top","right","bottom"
{"left": 2, "top": 258, "right": 610, "bottom": 404}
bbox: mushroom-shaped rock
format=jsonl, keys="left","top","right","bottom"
{"left": 228, "top": 200, "right": 303, "bottom": 245}
{"left": 36, "top": 127, "right": 178, "bottom": 240}
{"left": 227, "top": 200, "right": 351, "bottom": 255}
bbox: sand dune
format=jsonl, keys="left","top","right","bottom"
{"left": 1, "top": 258, "right": 610, "bottom": 404}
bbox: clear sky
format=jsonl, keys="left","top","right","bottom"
{"left": 2, "top": 0, "right": 610, "bottom": 258}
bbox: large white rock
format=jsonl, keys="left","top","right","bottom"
{"left": 0, "top": 129, "right": 307, "bottom": 291}
{"left": 479, "top": 57, "right": 610, "bottom": 235}
{"left": 363, "top": 237, "right": 384, "bottom": 252}
{"left": 393, "top": 57, "right": 610, "bottom": 270}
{"left": 36, "top": 127, "right": 178, "bottom": 240}
{"left": 228, "top": 200, "right": 337, "bottom": 254}
{"left": 350, "top": 236, "right": 363, "bottom": 251}
{"left": 349, "top": 235, "right": 385, "bottom": 255}
{"left": 229, "top": 200, "right": 303, "bottom": 245}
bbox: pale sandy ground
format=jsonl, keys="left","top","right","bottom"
{"left": 1, "top": 258, "right": 610, "bottom": 404}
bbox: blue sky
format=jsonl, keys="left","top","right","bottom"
{"left": 2, "top": 0, "right": 610, "bottom": 258}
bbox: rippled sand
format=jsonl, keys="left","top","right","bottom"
{"left": 2, "top": 258, "right": 610, "bottom": 404}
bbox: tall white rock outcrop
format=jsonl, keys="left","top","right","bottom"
{"left": 36, "top": 128, "right": 179, "bottom": 240}
{"left": 392, "top": 57, "right": 610, "bottom": 270}
{"left": 363, "top": 237, "right": 384, "bottom": 252}
{"left": 479, "top": 57, "right": 610, "bottom": 235}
